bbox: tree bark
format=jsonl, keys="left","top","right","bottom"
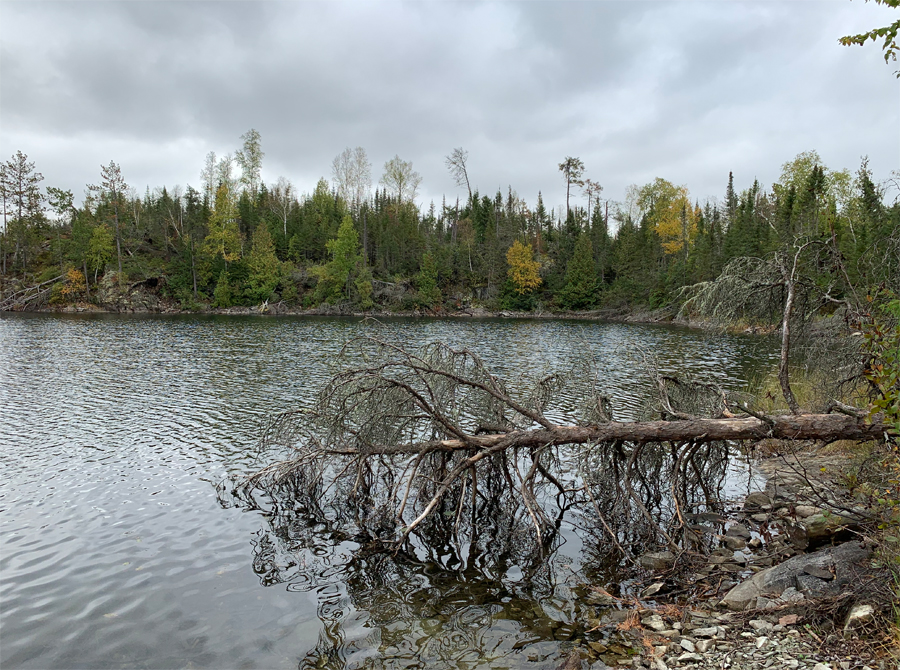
{"left": 321, "top": 413, "right": 886, "bottom": 457}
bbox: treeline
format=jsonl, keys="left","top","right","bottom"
{"left": 0, "top": 131, "right": 897, "bottom": 312}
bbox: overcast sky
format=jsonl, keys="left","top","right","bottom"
{"left": 1, "top": 0, "right": 897, "bottom": 216}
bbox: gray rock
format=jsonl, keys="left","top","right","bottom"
{"left": 744, "top": 491, "right": 772, "bottom": 509}
{"left": 720, "top": 541, "right": 870, "bottom": 611}
{"left": 679, "top": 639, "right": 695, "bottom": 652}
{"left": 643, "top": 614, "right": 667, "bottom": 632}
{"left": 691, "top": 626, "right": 719, "bottom": 638}
{"left": 694, "top": 639, "right": 714, "bottom": 653}
{"left": 748, "top": 620, "right": 773, "bottom": 633}
{"left": 675, "top": 653, "right": 703, "bottom": 663}
{"left": 801, "top": 513, "right": 855, "bottom": 543}
{"left": 796, "top": 573, "right": 842, "bottom": 598}
{"left": 794, "top": 505, "right": 819, "bottom": 518}
{"left": 751, "top": 513, "right": 769, "bottom": 522}
{"left": 642, "top": 582, "right": 665, "bottom": 598}
{"left": 640, "top": 551, "right": 675, "bottom": 571}
{"left": 842, "top": 603, "right": 875, "bottom": 637}
{"left": 803, "top": 565, "right": 834, "bottom": 580}
{"left": 722, "top": 535, "right": 747, "bottom": 550}
{"left": 778, "top": 586, "right": 805, "bottom": 603}
{"left": 726, "top": 524, "right": 752, "bottom": 539}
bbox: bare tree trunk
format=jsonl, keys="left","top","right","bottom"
{"left": 317, "top": 413, "right": 885, "bottom": 458}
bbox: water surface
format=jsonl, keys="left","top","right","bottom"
{"left": 0, "top": 313, "right": 775, "bottom": 669}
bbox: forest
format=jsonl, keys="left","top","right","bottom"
{"left": 0, "top": 132, "right": 897, "bottom": 316}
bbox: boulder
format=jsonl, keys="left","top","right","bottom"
{"left": 640, "top": 551, "right": 676, "bottom": 571}
{"left": 720, "top": 541, "right": 870, "bottom": 611}
{"left": 802, "top": 512, "right": 855, "bottom": 543}
{"left": 743, "top": 491, "right": 772, "bottom": 510}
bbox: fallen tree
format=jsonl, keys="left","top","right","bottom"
{"left": 229, "top": 337, "right": 889, "bottom": 561}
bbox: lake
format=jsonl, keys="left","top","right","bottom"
{"left": 0, "top": 313, "right": 776, "bottom": 669}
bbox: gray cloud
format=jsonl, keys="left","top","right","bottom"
{"left": 1, "top": 0, "right": 897, "bottom": 212}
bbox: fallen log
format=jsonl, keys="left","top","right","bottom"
{"left": 322, "top": 412, "right": 887, "bottom": 457}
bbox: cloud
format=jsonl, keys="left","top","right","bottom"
{"left": 1, "top": 0, "right": 897, "bottom": 212}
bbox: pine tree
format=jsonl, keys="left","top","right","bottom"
{"left": 245, "top": 223, "right": 281, "bottom": 303}
{"left": 557, "top": 232, "right": 598, "bottom": 310}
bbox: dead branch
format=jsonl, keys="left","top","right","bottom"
{"left": 229, "top": 337, "right": 887, "bottom": 561}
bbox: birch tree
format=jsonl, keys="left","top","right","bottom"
{"left": 332, "top": 147, "right": 372, "bottom": 213}
{"left": 381, "top": 155, "right": 422, "bottom": 204}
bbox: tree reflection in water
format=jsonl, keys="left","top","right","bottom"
{"left": 220, "top": 439, "right": 735, "bottom": 669}
{"left": 217, "top": 341, "right": 741, "bottom": 668}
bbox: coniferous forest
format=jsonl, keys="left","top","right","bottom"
{"left": 0, "top": 132, "right": 897, "bottom": 315}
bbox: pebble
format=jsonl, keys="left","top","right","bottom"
{"left": 748, "top": 619, "right": 774, "bottom": 633}
{"left": 694, "top": 639, "right": 713, "bottom": 653}
{"left": 679, "top": 639, "right": 695, "bottom": 653}
{"left": 692, "top": 626, "right": 718, "bottom": 637}
{"left": 675, "top": 652, "right": 703, "bottom": 663}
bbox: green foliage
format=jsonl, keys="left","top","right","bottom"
{"left": 87, "top": 223, "right": 114, "bottom": 278}
{"left": 213, "top": 269, "right": 233, "bottom": 308}
{"left": 204, "top": 184, "right": 242, "bottom": 263}
{"left": 245, "top": 223, "right": 281, "bottom": 303}
{"left": 315, "top": 215, "right": 362, "bottom": 304}
{"left": 415, "top": 252, "right": 442, "bottom": 308}
{"left": 557, "top": 232, "right": 598, "bottom": 310}
{"left": 864, "top": 292, "right": 900, "bottom": 440}
{"left": 839, "top": 0, "right": 900, "bottom": 76}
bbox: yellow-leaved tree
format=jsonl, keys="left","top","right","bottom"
{"left": 637, "top": 178, "right": 695, "bottom": 257}
{"left": 506, "top": 240, "right": 542, "bottom": 294}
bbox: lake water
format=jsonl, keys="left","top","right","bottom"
{"left": 0, "top": 314, "right": 776, "bottom": 669}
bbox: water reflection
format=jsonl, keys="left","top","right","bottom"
{"left": 0, "top": 313, "right": 774, "bottom": 669}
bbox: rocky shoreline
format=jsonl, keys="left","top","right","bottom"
{"left": 572, "top": 445, "right": 895, "bottom": 670}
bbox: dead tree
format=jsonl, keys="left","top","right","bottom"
{"left": 228, "top": 337, "right": 887, "bottom": 563}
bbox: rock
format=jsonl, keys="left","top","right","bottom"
{"left": 803, "top": 565, "right": 834, "bottom": 580}
{"left": 720, "top": 541, "right": 870, "bottom": 611}
{"left": 642, "top": 582, "right": 665, "bottom": 598}
{"left": 722, "top": 535, "right": 746, "bottom": 550}
{"left": 694, "top": 639, "right": 713, "bottom": 653}
{"left": 778, "top": 587, "right": 804, "bottom": 603}
{"left": 640, "top": 551, "right": 675, "bottom": 571}
{"left": 556, "top": 651, "right": 584, "bottom": 670}
{"left": 796, "top": 573, "right": 842, "bottom": 598}
{"left": 657, "top": 629, "right": 679, "bottom": 638}
{"left": 744, "top": 492, "right": 771, "bottom": 509}
{"left": 726, "top": 524, "right": 752, "bottom": 539}
{"left": 812, "top": 664, "right": 831, "bottom": 670}
{"left": 748, "top": 620, "right": 773, "bottom": 633}
{"left": 751, "top": 513, "right": 769, "bottom": 522}
{"left": 643, "top": 614, "right": 667, "bottom": 632}
{"left": 679, "top": 639, "right": 695, "bottom": 652}
{"left": 691, "top": 626, "right": 719, "bottom": 638}
{"left": 801, "top": 513, "right": 855, "bottom": 544}
{"left": 754, "top": 636, "right": 769, "bottom": 649}
{"left": 842, "top": 603, "right": 875, "bottom": 637}
{"left": 794, "top": 505, "right": 819, "bottom": 518}
{"left": 675, "top": 653, "right": 703, "bottom": 663}
{"left": 778, "top": 614, "right": 799, "bottom": 626}
{"left": 748, "top": 537, "right": 763, "bottom": 549}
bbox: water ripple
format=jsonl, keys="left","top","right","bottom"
{"left": 0, "top": 313, "right": 776, "bottom": 669}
